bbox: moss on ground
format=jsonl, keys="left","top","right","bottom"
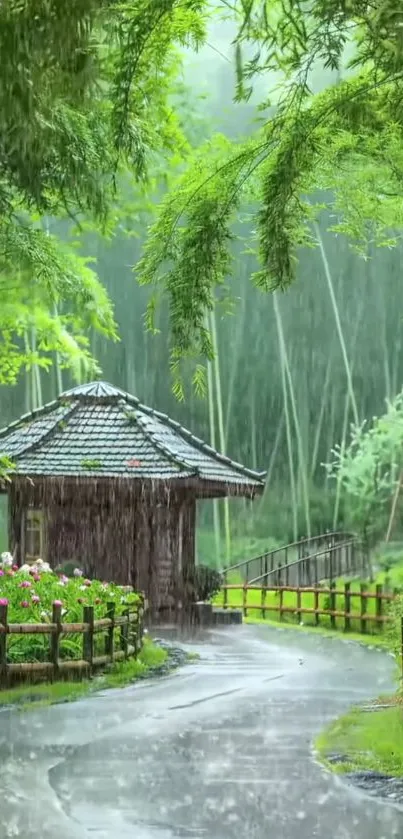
{"left": 0, "top": 640, "right": 168, "bottom": 711}
{"left": 315, "top": 699, "right": 403, "bottom": 777}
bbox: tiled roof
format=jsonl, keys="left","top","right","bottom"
{"left": 0, "top": 382, "right": 265, "bottom": 492}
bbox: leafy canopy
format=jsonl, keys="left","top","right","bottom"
{"left": 138, "top": 0, "right": 403, "bottom": 392}
{"left": 325, "top": 391, "right": 403, "bottom": 542}
{"left": 0, "top": 0, "right": 207, "bottom": 384}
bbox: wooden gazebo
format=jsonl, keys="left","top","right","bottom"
{"left": 0, "top": 381, "right": 265, "bottom": 617}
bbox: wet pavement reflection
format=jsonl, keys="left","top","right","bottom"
{"left": 0, "top": 625, "right": 401, "bottom": 838}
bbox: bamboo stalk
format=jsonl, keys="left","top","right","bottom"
{"left": 314, "top": 222, "right": 359, "bottom": 426}
{"left": 210, "top": 306, "right": 231, "bottom": 564}
{"left": 206, "top": 336, "right": 221, "bottom": 566}
{"left": 273, "top": 294, "right": 311, "bottom": 538}
{"left": 273, "top": 296, "right": 298, "bottom": 542}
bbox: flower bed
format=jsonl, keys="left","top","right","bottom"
{"left": 0, "top": 552, "right": 141, "bottom": 664}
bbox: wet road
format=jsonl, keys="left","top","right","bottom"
{"left": 0, "top": 624, "right": 402, "bottom": 838}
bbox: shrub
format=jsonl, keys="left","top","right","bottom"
{"left": 186, "top": 565, "right": 222, "bottom": 602}
{"left": 0, "top": 558, "right": 140, "bottom": 663}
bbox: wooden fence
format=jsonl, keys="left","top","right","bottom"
{"left": 0, "top": 596, "right": 145, "bottom": 686}
{"left": 221, "top": 583, "right": 398, "bottom": 633}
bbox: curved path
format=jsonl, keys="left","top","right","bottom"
{"left": 0, "top": 625, "right": 402, "bottom": 838}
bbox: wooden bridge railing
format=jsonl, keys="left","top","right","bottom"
{"left": 0, "top": 596, "right": 145, "bottom": 686}
{"left": 221, "top": 531, "right": 358, "bottom": 586}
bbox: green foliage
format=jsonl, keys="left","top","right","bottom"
{"left": 80, "top": 458, "right": 103, "bottom": 470}
{"left": 0, "top": 0, "right": 208, "bottom": 385}
{"left": 139, "top": 0, "right": 403, "bottom": 374}
{"left": 0, "top": 454, "right": 15, "bottom": 483}
{"left": 0, "top": 567, "right": 140, "bottom": 663}
{"left": 186, "top": 564, "right": 222, "bottom": 601}
{"left": 325, "top": 391, "right": 403, "bottom": 542}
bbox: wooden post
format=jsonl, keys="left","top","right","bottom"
{"left": 261, "top": 554, "right": 269, "bottom": 618}
{"left": 0, "top": 603, "right": 8, "bottom": 687}
{"left": 375, "top": 584, "right": 383, "bottom": 631}
{"left": 223, "top": 583, "right": 228, "bottom": 610}
{"left": 261, "top": 582, "right": 267, "bottom": 619}
{"left": 51, "top": 603, "right": 62, "bottom": 681}
{"left": 314, "top": 587, "right": 319, "bottom": 626}
{"left": 296, "top": 586, "right": 301, "bottom": 623}
{"left": 330, "top": 581, "right": 336, "bottom": 629}
{"left": 279, "top": 586, "right": 283, "bottom": 621}
{"left": 105, "top": 601, "right": 115, "bottom": 661}
{"left": 344, "top": 582, "right": 351, "bottom": 632}
{"left": 83, "top": 605, "right": 94, "bottom": 671}
{"left": 243, "top": 584, "right": 248, "bottom": 617}
{"left": 360, "top": 583, "right": 366, "bottom": 634}
{"left": 120, "top": 608, "right": 130, "bottom": 658}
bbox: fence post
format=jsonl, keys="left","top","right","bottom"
{"left": 330, "top": 581, "right": 336, "bottom": 629}
{"left": 360, "top": 583, "right": 366, "bottom": 634}
{"left": 138, "top": 594, "right": 145, "bottom": 653}
{"left": 261, "top": 582, "right": 267, "bottom": 620}
{"left": 314, "top": 587, "right": 319, "bottom": 626}
{"left": 0, "top": 603, "right": 8, "bottom": 686}
{"left": 51, "top": 603, "right": 62, "bottom": 681}
{"left": 83, "top": 605, "right": 94, "bottom": 672}
{"left": 296, "top": 586, "right": 301, "bottom": 624}
{"left": 344, "top": 583, "right": 351, "bottom": 632}
{"left": 279, "top": 586, "right": 283, "bottom": 621}
{"left": 105, "top": 601, "right": 115, "bottom": 661}
{"left": 242, "top": 584, "right": 248, "bottom": 617}
{"left": 120, "top": 608, "right": 130, "bottom": 658}
{"left": 375, "top": 584, "right": 383, "bottom": 632}
{"left": 223, "top": 581, "right": 228, "bottom": 610}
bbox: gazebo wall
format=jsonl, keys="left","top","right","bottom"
{"left": 7, "top": 479, "right": 196, "bottom": 615}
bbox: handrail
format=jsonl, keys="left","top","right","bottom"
{"left": 222, "top": 530, "right": 355, "bottom": 578}
{"left": 247, "top": 539, "right": 356, "bottom": 586}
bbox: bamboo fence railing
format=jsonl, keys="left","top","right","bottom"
{"left": 0, "top": 595, "right": 145, "bottom": 686}
{"left": 221, "top": 582, "right": 398, "bottom": 633}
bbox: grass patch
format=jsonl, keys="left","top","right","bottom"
{"left": 316, "top": 701, "right": 403, "bottom": 777}
{"left": 244, "top": 614, "right": 394, "bottom": 650}
{"left": 0, "top": 640, "right": 168, "bottom": 711}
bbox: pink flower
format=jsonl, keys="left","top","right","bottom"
{"left": 0, "top": 597, "right": 8, "bottom": 607}
{"left": 33, "top": 574, "right": 40, "bottom": 583}
{"left": 19, "top": 580, "right": 31, "bottom": 589}
{"left": 20, "top": 600, "right": 29, "bottom": 608}
{"left": 59, "top": 575, "right": 69, "bottom": 584}
{"left": 53, "top": 599, "right": 62, "bottom": 607}
{"left": 31, "top": 595, "right": 40, "bottom": 604}
{"left": 0, "top": 570, "right": 4, "bottom": 577}
{"left": 12, "top": 564, "right": 18, "bottom": 571}
{"left": 84, "top": 579, "right": 91, "bottom": 587}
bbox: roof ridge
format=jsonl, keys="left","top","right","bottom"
{"left": 122, "top": 402, "right": 197, "bottom": 475}
{"left": 1, "top": 401, "right": 80, "bottom": 459}
{"left": 0, "top": 397, "right": 60, "bottom": 440}
{"left": 134, "top": 402, "right": 266, "bottom": 484}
